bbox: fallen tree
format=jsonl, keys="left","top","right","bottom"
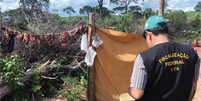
{"left": 0, "top": 2, "right": 89, "bottom": 100}
{"left": 0, "top": 57, "right": 86, "bottom": 100}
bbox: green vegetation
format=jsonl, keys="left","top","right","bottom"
{"left": 0, "top": 52, "right": 26, "bottom": 89}
{"left": 59, "top": 86, "right": 86, "bottom": 101}
{"left": 0, "top": 51, "right": 88, "bottom": 101}
{"left": 0, "top": 52, "right": 41, "bottom": 101}
{"left": 58, "top": 76, "right": 87, "bottom": 101}
{"left": 63, "top": 6, "right": 76, "bottom": 19}
{"left": 194, "top": 1, "right": 201, "bottom": 11}
{"left": 185, "top": 11, "right": 198, "bottom": 19}
{"left": 189, "top": 12, "right": 201, "bottom": 31}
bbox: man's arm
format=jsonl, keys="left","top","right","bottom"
{"left": 189, "top": 49, "right": 200, "bottom": 101}
{"left": 128, "top": 54, "right": 148, "bottom": 100}
{"left": 128, "top": 87, "right": 144, "bottom": 100}
{"left": 189, "top": 81, "right": 197, "bottom": 101}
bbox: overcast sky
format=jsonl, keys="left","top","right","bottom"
{"left": 0, "top": 0, "right": 200, "bottom": 17}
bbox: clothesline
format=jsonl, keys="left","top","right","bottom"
{"left": 0, "top": 25, "right": 88, "bottom": 48}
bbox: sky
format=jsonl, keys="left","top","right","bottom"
{"left": 0, "top": 0, "right": 200, "bottom": 17}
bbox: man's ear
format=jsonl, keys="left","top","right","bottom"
{"left": 148, "top": 32, "right": 152, "bottom": 40}
{"left": 146, "top": 31, "right": 152, "bottom": 40}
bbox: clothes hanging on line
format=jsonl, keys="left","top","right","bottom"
{"left": 4, "top": 28, "right": 10, "bottom": 38}
{"left": 8, "top": 32, "right": 15, "bottom": 53}
{"left": 1, "top": 25, "right": 6, "bottom": 31}
{"left": 68, "top": 25, "right": 88, "bottom": 39}
{"left": 45, "top": 33, "right": 55, "bottom": 45}
{"left": 1, "top": 25, "right": 88, "bottom": 47}
{"left": 1, "top": 26, "right": 9, "bottom": 38}
{"left": 37, "top": 34, "right": 44, "bottom": 45}
{"left": 16, "top": 32, "right": 24, "bottom": 39}
{"left": 23, "top": 33, "right": 30, "bottom": 46}
{"left": 30, "top": 34, "right": 37, "bottom": 42}
{"left": 58, "top": 32, "right": 68, "bottom": 48}
{"left": 68, "top": 28, "right": 78, "bottom": 39}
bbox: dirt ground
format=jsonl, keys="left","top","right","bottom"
{"left": 41, "top": 45, "right": 201, "bottom": 101}
{"left": 46, "top": 55, "right": 201, "bottom": 101}
{"left": 46, "top": 68, "right": 201, "bottom": 101}
{"left": 192, "top": 68, "right": 201, "bottom": 101}
{"left": 48, "top": 41, "right": 201, "bottom": 101}
{"left": 192, "top": 50, "right": 201, "bottom": 101}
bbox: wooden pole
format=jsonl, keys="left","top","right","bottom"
{"left": 186, "top": 32, "right": 190, "bottom": 44}
{"left": 158, "top": 0, "right": 165, "bottom": 16}
{"left": 87, "top": 13, "right": 95, "bottom": 101}
{"left": 89, "top": 14, "right": 96, "bottom": 37}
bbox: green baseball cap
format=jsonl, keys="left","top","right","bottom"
{"left": 142, "top": 15, "right": 169, "bottom": 38}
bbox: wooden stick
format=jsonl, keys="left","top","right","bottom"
{"left": 75, "top": 59, "right": 87, "bottom": 74}
{"left": 87, "top": 13, "right": 96, "bottom": 101}
{"left": 181, "top": 31, "right": 201, "bottom": 34}
{"left": 0, "top": 60, "right": 86, "bottom": 100}
{"left": 186, "top": 33, "right": 190, "bottom": 43}
{"left": 41, "top": 75, "right": 58, "bottom": 79}
{"left": 158, "top": 0, "right": 165, "bottom": 16}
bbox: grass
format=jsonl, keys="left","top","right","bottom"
{"left": 55, "top": 76, "right": 87, "bottom": 101}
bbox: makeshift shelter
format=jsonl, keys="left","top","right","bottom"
{"left": 1, "top": 13, "right": 150, "bottom": 101}
{"left": 87, "top": 14, "right": 149, "bottom": 101}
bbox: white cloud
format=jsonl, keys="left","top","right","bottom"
{"left": 184, "top": 7, "right": 194, "bottom": 12}
{"left": 170, "top": 6, "right": 194, "bottom": 12}
{"left": 49, "top": 0, "right": 99, "bottom": 16}
{"left": 162, "top": 0, "right": 197, "bottom": 12}
{"left": 168, "top": 0, "right": 189, "bottom": 9}
{"left": 168, "top": 3, "right": 174, "bottom": 9}
{"left": 0, "top": 0, "right": 198, "bottom": 17}
{"left": 61, "top": 0, "right": 70, "bottom": 2}
{"left": 0, "top": 0, "right": 19, "bottom": 12}
{"left": 103, "top": 0, "right": 114, "bottom": 10}
{"left": 182, "top": 3, "right": 189, "bottom": 7}
{"left": 174, "top": 7, "right": 179, "bottom": 10}
{"left": 169, "top": 0, "right": 189, "bottom": 4}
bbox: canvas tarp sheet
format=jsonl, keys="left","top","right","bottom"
{"left": 94, "top": 27, "right": 149, "bottom": 101}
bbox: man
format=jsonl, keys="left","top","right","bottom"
{"left": 128, "top": 15, "right": 200, "bottom": 101}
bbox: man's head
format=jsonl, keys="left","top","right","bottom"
{"left": 142, "top": 15, "right": 169, "bottom": 39}
{"left": 142, "top": 15, "right": 169, "bottom": 47}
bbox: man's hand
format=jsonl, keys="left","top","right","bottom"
{"left": 128, "top": 87, "right": 144, "bottom": 100}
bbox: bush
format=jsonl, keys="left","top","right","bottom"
{"left": 0, "top": 52, "right": 41, "bottom": 101}
{"left": 164, "top": 10, "right": 187, "bottom": 35}
{"left": 63, "top": 77, "right": 79, "bottom": 87}
{"left": 0, "top": 52, "right": 27, "bottom": 89}
{"left": 59, "top": 86, "right": 86, "bottom": 101}
{"left": 189, "top": 12, "right": 201, "bottom": 30}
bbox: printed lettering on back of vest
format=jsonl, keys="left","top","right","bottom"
{"left": 158, "top": 53, "right": 189, "bottom": 71}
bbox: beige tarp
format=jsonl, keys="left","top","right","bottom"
{"left": 93, "top": 27, "right": 149, "bottom": 101}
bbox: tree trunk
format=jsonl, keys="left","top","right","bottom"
{"left": 97, "top": 0, "right": 103, "bottom": 21}
{"left": 125, "top": 6, "right": 128, "bottom": 14}
{"left": 99, "top": 4, "right": 103, "bottom": 21}
{"left": 0, "top": 59, "right": 86, "bottom": 100}
{"left": 69, "top": 14, "right": 71, "bottom": 20}
{"left": 0, "top": 70, "right": 36, "bottom": 100}
{"left": 158, "top": 0, "right": 165, "bottom": 16}
{"left": 87, "top": 13, "right": 96, "bottom": 101}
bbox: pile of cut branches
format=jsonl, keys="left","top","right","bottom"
{"left": 0, "top": 2, "right": 88, "bottom": 100}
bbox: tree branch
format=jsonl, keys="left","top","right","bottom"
{"left": 0, "top": 60, "right": 86, "bottom": 100}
